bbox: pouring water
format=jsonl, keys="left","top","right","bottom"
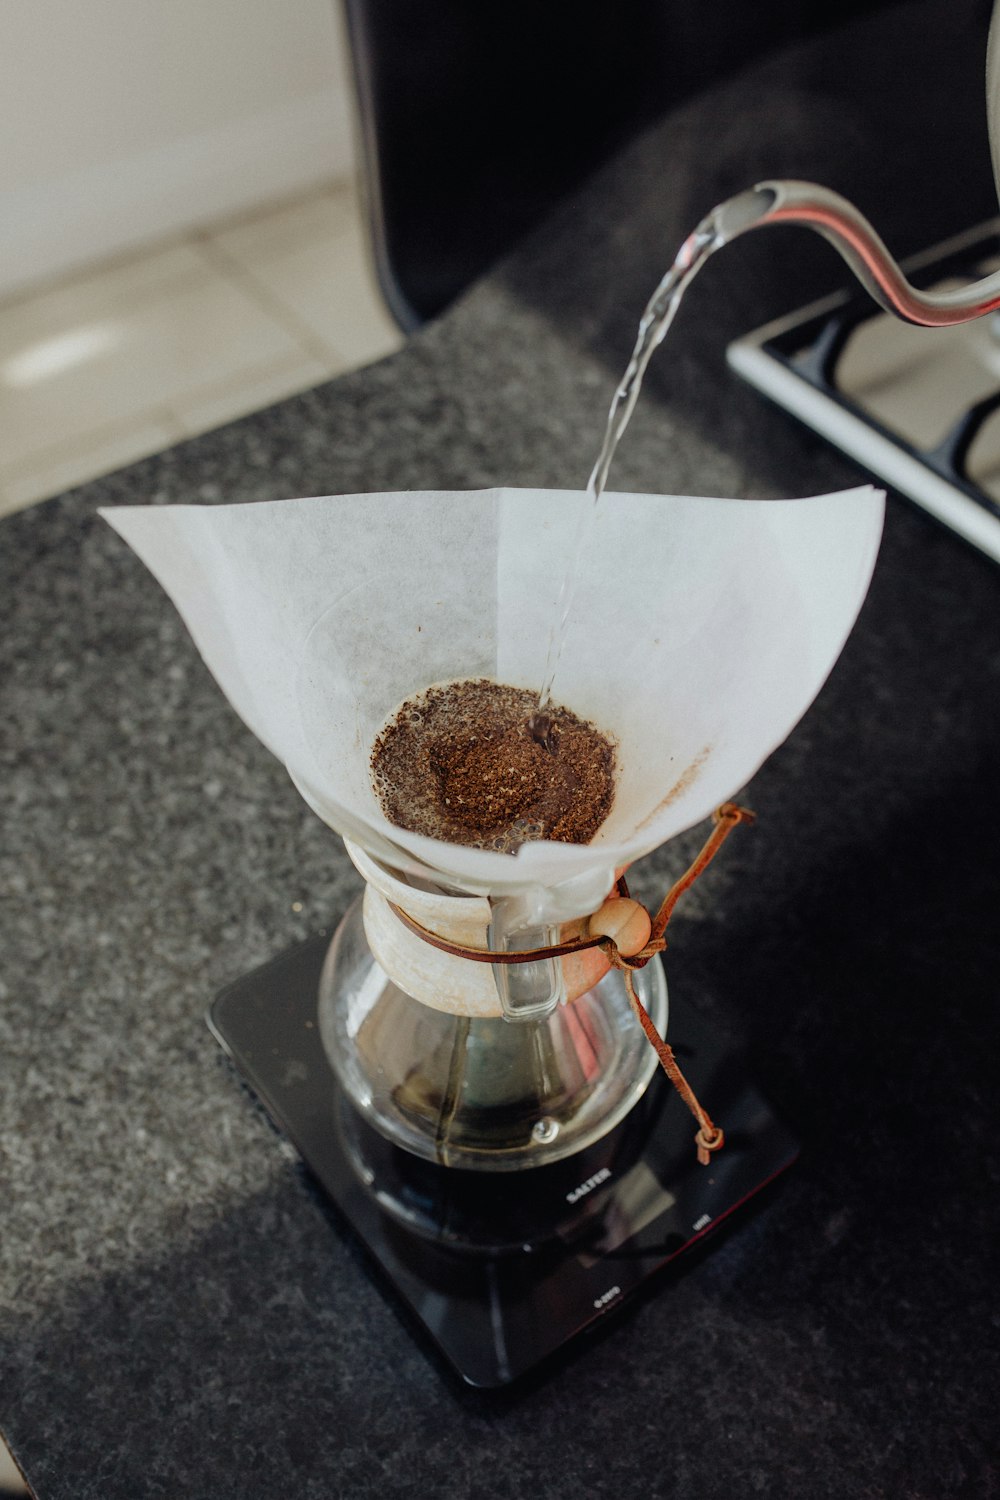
{"left": 538, "top": 94, "right": 1000, "bottom": 714}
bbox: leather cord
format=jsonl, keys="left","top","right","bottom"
{"left": 386, "top": 803, "right": 755, "bottom": 1163}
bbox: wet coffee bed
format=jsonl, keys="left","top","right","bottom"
{"left": 370, "top": 677, "right": 616, "bottom": 851}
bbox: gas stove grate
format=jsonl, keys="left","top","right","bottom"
{"left": 728, "top": 218, "right": 1000, "bottom": 563}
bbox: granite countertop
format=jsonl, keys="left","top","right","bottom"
{"left": 3, "top": 2, "right": 999, "bottom": 1495}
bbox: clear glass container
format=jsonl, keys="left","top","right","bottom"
{"left": 318, "top": 894, "right": 668, "bottom": 1172}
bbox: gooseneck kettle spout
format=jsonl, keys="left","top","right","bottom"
{"left": 697, "top": 5, "right": 1000, "bottom": 328}
{"left": 709, "top": 181, "right": 1000, "bottom": 327}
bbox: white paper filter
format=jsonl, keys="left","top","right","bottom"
{"left": 102, "top": 485, "right": 884, "bottom": 895}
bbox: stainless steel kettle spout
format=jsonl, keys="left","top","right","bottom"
{"left": 706, "top": 6, "right": 1000, "bottom": 328}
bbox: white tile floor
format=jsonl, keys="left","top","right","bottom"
{"left": 0, "top": 1429, "right": 29, "bottom": 1495}
{"left": 0, "top": 180, "right": 403, "bottom": 519}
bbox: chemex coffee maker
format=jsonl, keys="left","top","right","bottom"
{"left": 102, "top": 0, "right": 1000, "bottom": 1378}
{"left": 105, "top": 483, "right": 883, "bottom": 1384}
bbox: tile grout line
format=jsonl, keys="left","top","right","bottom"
{"left": 162, "top": 355, "right": 335, "bottom": 438}
{"left": 0, "top": 344, "right": 345, "bottom": 485}
{"left": 0, "top": 180, "right": 376, "bottom": 511}
{"left": 179, "top": 176, "right": 354, "bottom": 254}
{"left": 0, "top": 407, "right": 183, "bottom": 486}
{"left": 0, "top": 413, "right": 182, "bottom": 513}
{"left": 0, "top": 229, "right": 198, "bottom": 318}
{"left": 0, "top": 241, "right": 316, "bottom": 479}
{"left": 0, "top": 179, "right": 352, "bottom": 319}
{"left": 0, "top": 250, "right": 219, "bottom": 332}
{"left": 191, "top": 231, "right": 349, "bottom": 372}
{"left": 0, "top": 342, "right": 353, "bottom": 501}
{"left": 0, "top": 357, "right": 321, "bottom": 489}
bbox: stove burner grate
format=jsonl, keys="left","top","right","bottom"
{"left": 728, "top": 218, "right": 1000, "bottom": 562}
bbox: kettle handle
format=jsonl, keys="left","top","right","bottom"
{"left": 988, "top": 0, "right": 1000, "bottom": 210}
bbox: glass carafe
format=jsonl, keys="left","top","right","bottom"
{"left": 318, "top": 893, "right": 667, "bottom": 1173}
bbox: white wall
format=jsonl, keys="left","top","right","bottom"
{"left": 1, "top": 0, "right": 355, "bottom": 299}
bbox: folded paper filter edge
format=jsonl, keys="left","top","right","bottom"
{"left": 97, "top": 484, "right": 885, "bottom": 888}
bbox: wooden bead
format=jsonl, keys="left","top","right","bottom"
{"left": 587, "top": 897, "right": 651, "bottom": 958}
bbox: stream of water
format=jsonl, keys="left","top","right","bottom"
{"left": 535, "top": 189, "right": 773, "bottom": 710}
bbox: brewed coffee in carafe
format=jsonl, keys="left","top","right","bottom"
{"left": 317, "top": 854, "right": 667, "bottom": 1183}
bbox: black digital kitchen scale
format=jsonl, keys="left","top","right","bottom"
{"left": 209, "top": 934, "right": 797, "bottom": 1387}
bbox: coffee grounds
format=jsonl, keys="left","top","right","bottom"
{"left": 370, "top": 678, "right": 616, "bottom": 852}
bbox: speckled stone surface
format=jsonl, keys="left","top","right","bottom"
{"left": 3, "top": 3, "right": 1000, "bottom": 1496}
